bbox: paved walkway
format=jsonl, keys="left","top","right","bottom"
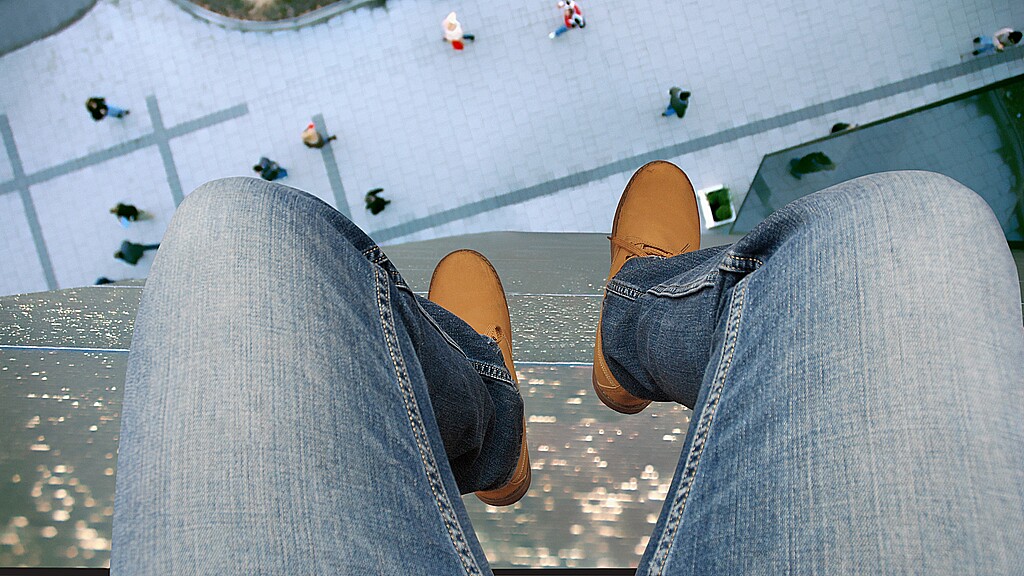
{"left": 1, "top": 0, "right": 1022, "bottom": 295}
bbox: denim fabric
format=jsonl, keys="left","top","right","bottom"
{"left": 975, "top": 35, "right": 996, "bottom": 54}
{"left": 112, "top": 171, "right": 1024, "bottom": 574}
{"left": 111, "top": 177, "right": 522, "bottom": 574}
{"left": 602, "top": 171, "right": 1024, "bottom": 574}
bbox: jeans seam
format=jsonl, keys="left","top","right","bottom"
{"left": 722, "top": 252, "right": 764, "bottom": 271}
{"left": 607, "top": 280, "right": 643, "bottom": 301}
{"left": 647, "top": 271, "right": 719, "bottom": 298}
{"left": 401, "top": 284, "right": 468, "bottom": 357}
{"left": 374, "top": 266, "right": 484, "bottom": 576}
{"left": 473, "top": 361, "right": 518, "bottom": 387}
{"left": 363, "top": 245, "right": 386, "bottom": 262}
{"left": 647, "top": 275, "right": 750, "bottom": 575}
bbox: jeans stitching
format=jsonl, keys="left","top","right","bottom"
{"left": 473, "top": 361, "right": 518, "bottom": 387}
{"left": 363, "top": 245, "right": 385, "bottom": 261}
{"left": 647, "top": 275, "right": 749, "bottom": 575}
{"left": 723, "top": 253, "right": 764, "bottom": 269}
{"left": 607, "top": 280, "right": 642, "bottom": 300}
{"left": 374, "top": 266, "right": 484, "bottom": 575}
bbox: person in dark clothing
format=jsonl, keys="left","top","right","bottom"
{"left": 365, "top": 188, "right": 391, "bottom": 215}
{"left": 253, "top": 157, "right": 288, "bottom": 181}
{"left": 115, "top": 241, "right": 160, "bottom": 266}
{"left": 86, "top": 97, "right": 129, "bottom": 121}
{"left": 789, "top": 152, "right": 837, "bottom": 179}
{"left": 110, "top": 203, "right": 141, "bottom": 221}
{"left": 95, "top": 277, "right": 116, "bottom": 285}
{"left": 662, "top": 87, "right": 690, "bottom": 118}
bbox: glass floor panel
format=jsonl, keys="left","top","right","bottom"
{"left": 733, "top": 74, "right": 1024, "bottom": 244}
{"left": 0, "top": 349, "right": 692, "bottom": 569}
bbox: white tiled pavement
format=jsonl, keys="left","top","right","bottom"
{"left": 0, "top": 193, "right": 47, "bottom": 291}
{"left": 30, "top": 147, "right": 175, "bottom": 289}
{"left": 1, "top": 0, "right": 1023, "bottom": 295}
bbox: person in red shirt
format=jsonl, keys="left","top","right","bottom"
{"left": 549, "top": 0, "right": 585, "bottom": 39}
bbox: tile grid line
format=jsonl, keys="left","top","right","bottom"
{"left": 313, "top": 113, "right": 351, "bottom": 218}
{"left": 146, "top": 95, "right": 185, "bottom": 206}
{"left": 369, "top": 50, "right": 1023, "bottom": 242}
{"left": 0, "top": 102, "right": 249, "bottom": 197}
{"left": 0, "top": 99, "right": 247, "bottom": 293}
{"left": 0, "top": 115, "right": 58, "bottom": 290}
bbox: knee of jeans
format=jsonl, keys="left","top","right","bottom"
{"left": 175, "top": 177, "right": 375, "bottom": 256}
{"left": 173, "top": 178, "right": 329, "bottom": 247}
{"left": 157, "top": 178, "right": 381, "bottom": 305}
{"left": 174, "top": 177, "right": 293, "bottom": 232}
{"left": 788, "top": 170, "right": 1003, "bottom": 254}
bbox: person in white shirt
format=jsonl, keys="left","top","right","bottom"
{"left": 973, "top": 27, "right": 1022, "bottom": 55}
{"left": 442, "top": 12, "right": 475, "bottom": 50}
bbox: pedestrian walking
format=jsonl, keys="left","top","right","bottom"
{"left": 302, "top": 124, "right": 337, "bottom": 149}
{"left": 110, "top": 202, "right": 151, "bottom": 228}
{"left": 661, "top": 87, "right": 690, "bottom": 118}
{"left": 972, "top": 28, "right": 1021, "bottom": 55}
{"left": 253, "top": 157, "right": 288, "bottom": 181}
{"left": 549, "top": 0, "right": 585, "bottom": 39}
{"left": 365, "top": 188, "right": 391, "bottom": 215}
{"left": 86, "top": 97, "right": 129, "bottom": 121}
{"left": 114, "top": 240, "right": 160, "bottom": 266}
{"left": 443, "top": 12, "right": 475, "bottom": 50}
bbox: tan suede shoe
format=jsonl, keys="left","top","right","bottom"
{"left": 593, "top": 161, "right": 702, "bottom": 414}
{"left": 428, "top": 249, "right": 531, "bottom": 506}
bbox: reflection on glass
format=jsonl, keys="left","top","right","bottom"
{"left": 734, "top": 76, "right": 1024, "bottom": 242}
{"left": 1, "top": 350, "right": 123, "bottom": 567}
{"left": 465, "top": 364, "right": 692, "bottom": 568}
{"left": 1, "top": 356, "right": 692, "bottom": 568}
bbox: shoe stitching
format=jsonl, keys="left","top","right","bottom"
{"left": 609, "top": 235, "right": 690, "bottom": 259}
{"left": 594, "top": 322, "right": 647, "bottom": 412}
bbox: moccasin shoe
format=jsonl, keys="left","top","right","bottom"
{"left": 428, "top": 249, "right": 531, "bottom": 506}
{"left": 594, "top": 161, "right": 701, "bottom": 414}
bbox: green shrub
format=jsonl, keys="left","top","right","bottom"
{"left": 706, "top": 188, "right": 732, "bottom": 221}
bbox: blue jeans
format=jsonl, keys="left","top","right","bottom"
{"left": 107, "top": 105, "right": 127, "bottom": 118}
{"left": 975, "top": 35, "right": 996, "bottom": 54}
{"left": 112, "top": 172, "right": 1024, "bottom": 573}
{"left": 112, "top": 177, "right": 521, "bottom": 573}
{"left": 664, "top": 104, "right": 688, "bottom": 117}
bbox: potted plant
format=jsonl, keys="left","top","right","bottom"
{"left": 696, "top": 184, "right": 735, "bottom": 228}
